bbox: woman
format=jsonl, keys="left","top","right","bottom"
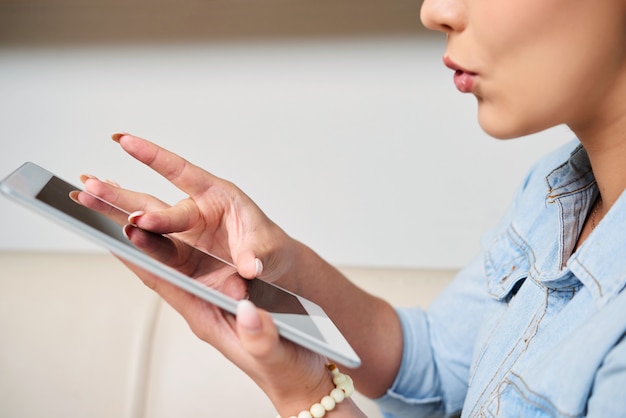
{"left": 81, "top": 0, "right": 626, "bottom": 415}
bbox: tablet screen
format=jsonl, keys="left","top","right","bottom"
{"left": 36, "top": 175, "right": 324, "bottom": 341}
{"left": 37, "top": 176, "right": 131, "bottom": 245}
{"left": 2, "top": 162, "right": 361, "bottom": 366}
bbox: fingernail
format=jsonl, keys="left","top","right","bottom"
{"left": 122, "top": 224, "right": 133, "bottom": 240}
{"left": 237, "top": 300, "right": 261, "bottom": 334}
{"left": 128, "top": 210, "right": 145, "bottom": 226}
{"left": 111, "top": 133, "right": 128, "bottom": 143}
{"left": 255, "top": 258, "right": 263, "bottom": 277}
{"left": 68, "top": 190, "right": 80, "bottom": 204}
{"left": 80, "top": 174, "right": 97, "bottom": 184}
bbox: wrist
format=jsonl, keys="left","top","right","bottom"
{"left": 274, "top": 240, "right": 333, "bottom": 293}
{"left": 275, "top": 364, "right": 358, "bottom": 418}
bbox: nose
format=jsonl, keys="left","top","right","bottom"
{"left": 420, "top": 0, "right": 466, "bottom": 34}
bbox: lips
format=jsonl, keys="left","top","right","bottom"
{"left": 443, "top": 56, "right": 477, "bottom": 93}
{"left": 453, "top": 71, "right": 476, "bottom": 93}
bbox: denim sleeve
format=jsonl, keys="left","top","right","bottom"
{"left": 585, "top": 335, "right": 626, "bottom": 417}
{"left": 374, "top": 255, "right": 489, "bottom": 418}
{"left": 373, "top": 144, "right": 581, "bottom": 417}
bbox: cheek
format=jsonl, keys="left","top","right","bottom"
{"left": 471, "top": 0, "right": 624, "bottom": 137}
{"left": 476, "top": 38, "right": 619, "bottom": 139}
{"left": 473, "top": 42, "right": 579, "bottom": 137}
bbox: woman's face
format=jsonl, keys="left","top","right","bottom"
{"left": 421, "top": 0, "right": 626, "bottom": 139}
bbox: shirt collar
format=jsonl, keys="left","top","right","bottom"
{"left": 545, "top": 144, "right": 596, "bottom": 204}
{"left": 546, "top": 145, "right": 626, "bottom": 307}
{"left": 568, "top": 188, "right": 626, "bottom": 308}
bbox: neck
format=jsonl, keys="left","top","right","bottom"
{"left": 569, "top": 56, "right": 626, "bottom": 212}
{"left": 571, "top": 114, "right": 626, "bottom": 212}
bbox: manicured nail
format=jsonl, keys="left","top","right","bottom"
{"left": 255, "top": 258, "right": 263, "bottom": 277}
{"left": 237, "top": 300, "right": 262, "bottom": 334}
{"left": 122, "top": 224, "right": 133, "bottom": 240}
{"left": 68, "top": 190, "right": 80, "bottom": 204}
{"left": 80, "top": 174, "right": 97, "bottom": 184}
{"left": 128, "top": 210, "right": 145, "bottom": 226}
{"left": 111, "top": 133, "right": 125, "bottom": 143}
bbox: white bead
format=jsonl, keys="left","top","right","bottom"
{"left": 338, "top": 383, "right": 354, "bottom": 397}
{"left": 277, "top": 365, "right": 354, "bottom": 418}
{"left": 337, "top": 375, "right": 355, "bottom": 397}
{"left": 320, "top": 395, "right": 336, "bottom": 411}
{"left": 310, "top": 403, "right": 326, "bottom": 417}
{"left": 330, "top": 387, "right": 345, "bottom": 403}
{"left": 332, "top": 373, "right": 347, "bottom": 385}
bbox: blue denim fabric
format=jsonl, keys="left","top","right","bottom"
{"left": 375, "top": 140, "right": 626, "bottom": 417}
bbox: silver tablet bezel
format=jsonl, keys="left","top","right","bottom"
{"left": 1, "top": 162, "right": 361, "bottom": 368}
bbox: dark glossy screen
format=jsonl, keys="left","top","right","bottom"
{"left": 36, "top": 176, "right": 324, "bottom": 340}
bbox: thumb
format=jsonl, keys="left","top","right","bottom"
{"left": 236, "top": 300, "right": 282, "bottom": 362}
{"left": 235, "top": 251, "right": 264, "bottom": 279}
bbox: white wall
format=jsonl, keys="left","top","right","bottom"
{"left": 0, "top": 36, "right": 571, "bottom": 269}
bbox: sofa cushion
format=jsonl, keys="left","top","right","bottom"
{"left": 0, "top": 252, "right": 454, "bottom": 417}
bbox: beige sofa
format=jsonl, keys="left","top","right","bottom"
{"left": 0, "top": 252, "right": 454, "bottom": 418}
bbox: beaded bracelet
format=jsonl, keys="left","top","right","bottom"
{"left": 276, "top": 364, "right": 355, "bottom": 418}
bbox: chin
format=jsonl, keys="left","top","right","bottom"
{"left": 478, "top": 117, "right": 523, "bottom": 140}
{"left": 477, "top": 105, "right": 547, "bottom": 140}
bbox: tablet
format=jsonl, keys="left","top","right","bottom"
{"left": 1, "top": 162, "right": 361, "bottom": 368}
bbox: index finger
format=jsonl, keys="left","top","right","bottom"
{"left": 112, "top": 133, "right": 218, "bottom": 197}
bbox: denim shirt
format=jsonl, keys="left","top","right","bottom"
{"left": 375, "top": 140, "right": 626, "bottom": 417}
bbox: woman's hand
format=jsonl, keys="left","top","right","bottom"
{"left": 84, "top": 133, "right": 295, "bottom": 282}
{"left": 78, "top": 133, "right": 365, "bottom": 416}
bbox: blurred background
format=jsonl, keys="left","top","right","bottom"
{"left": 0, "top": 0, "right": 570, "bottom": 269}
